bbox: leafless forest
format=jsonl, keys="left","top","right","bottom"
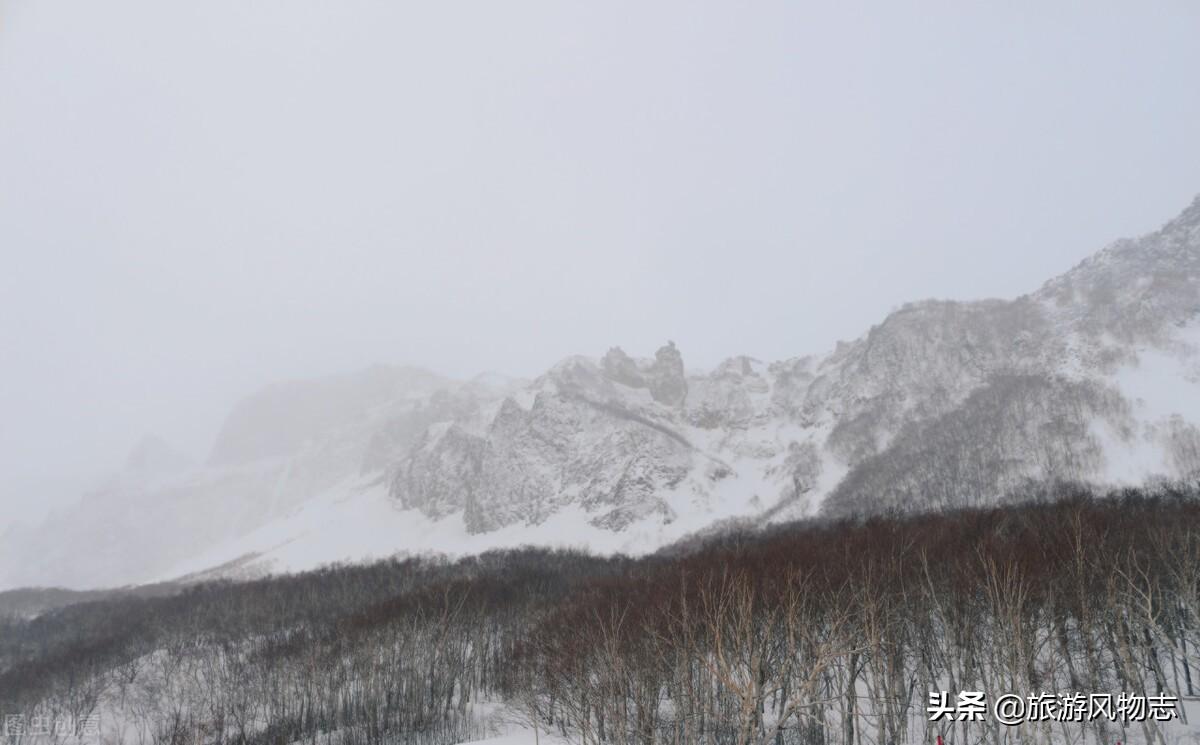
{"left": 2, "top": 483, "right": 1198, "bottom": 745}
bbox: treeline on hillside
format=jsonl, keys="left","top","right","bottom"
{"left": 0, "top": 582, "right": 185, "bottom": 621}
{"left": 2, "top": 482, "right": 1199, "bottom": 745}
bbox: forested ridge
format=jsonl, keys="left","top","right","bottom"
{"left": 2, "top": 482, "right": 1199, "bottom": 745}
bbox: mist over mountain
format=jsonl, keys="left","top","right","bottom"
{"left": 2, "top": 195, "right": 1198, "bottom": 591}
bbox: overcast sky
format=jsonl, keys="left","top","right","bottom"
{"left": 2, "top": 1, "right": 1199, "bottom": 529}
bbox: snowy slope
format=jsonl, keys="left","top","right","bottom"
{"left": 3, "top": 196, "right": 1199, "bottom": 590}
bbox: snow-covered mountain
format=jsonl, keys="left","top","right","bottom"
{"left": 2, "top": 196, "right": 1198, "bottom": 590}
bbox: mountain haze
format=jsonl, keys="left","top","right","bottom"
{"left": 2, "top": 196, "right": 1198, "bottom": 590}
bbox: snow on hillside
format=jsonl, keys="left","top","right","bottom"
{"left": 455, "top": 727, "right": 567, "bottom": 745}
{"left": 3, "top": 195, "right": 1200, "bottom": 590}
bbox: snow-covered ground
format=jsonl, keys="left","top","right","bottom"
{"left": 144, "top": 317, "right": 1200, "bottom": 585}
{"left": 456, "top": 730, "right": 566, "bottom": 745}
{"left": 6, "top": 196, "right": 1200, "bottom": 591}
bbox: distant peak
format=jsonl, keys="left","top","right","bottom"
{"left": 125, "top": 435, "right": 191, "bottom": 475}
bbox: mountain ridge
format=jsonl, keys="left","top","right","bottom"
{"left": 2, "top": 194, "right": 1198, "bottom": 590}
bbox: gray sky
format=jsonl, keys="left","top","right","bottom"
{"left": 2, "top": 1, "right": 1199, "bottom": 529}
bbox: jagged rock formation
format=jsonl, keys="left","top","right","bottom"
{"left": 647, "top": 341, "right": 688, "bottom": 406}
{"left": 2, "top": 196, "right": 1199, "bottom": 590}
{"left": 599, "top": 342, "right": 689, "bottom": 406}
{"left": 392, "top": 355, "right": 696, "bottom": 534}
